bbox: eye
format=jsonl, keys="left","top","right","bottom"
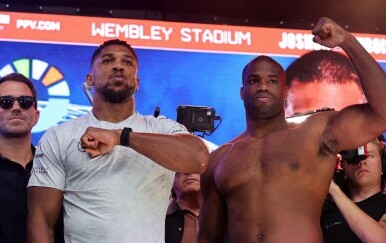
{"left": 247, "top": 78, "right": 257, "bottom": 84}
{"left": 101, "top": 58, "right": 112, "bottom": 64}
{"left": 123, "top": 59, "right": 134, "bottom": 65}
{"left": 268, "top": 79, "right": 278, "bottom": 84}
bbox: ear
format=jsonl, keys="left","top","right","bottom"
{"left": 135, "top": 77, "right": 140, "bottom": 91}
{"left": 240, "top": 86, "right": 244, "bottom": 101}
{"left": 33, "top": 109, "right": 40, "bottom": 126}
{"left": 86, "top": 74, "right": 93, "bottom": 87}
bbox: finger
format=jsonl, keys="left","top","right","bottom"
{"left": 82, "top": 140, "right": 99, "bottom": 150}
{"left": 311, "top": 17, "right": 326, "bottom": 35}
{"left": 84, "top": 148, "right": 101, "bottom": 158}
{"left": 312, "top": 35, "right": 322, "bottom": 44}
{"left": 80, "top": 131, "right": 95, "bottom": 145}
{"left": 319, "top": 24, "right": 332, "bottom": 38}
{"left": 312, "top": 17, "right": 331, "bottom": 38}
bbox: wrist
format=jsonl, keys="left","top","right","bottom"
{"left": 120, "top": 127, "right": 133, "bottom": 147}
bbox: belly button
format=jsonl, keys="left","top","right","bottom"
{"left": 257, "top": 234, "right": 264, "bottom": 240}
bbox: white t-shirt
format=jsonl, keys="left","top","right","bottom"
{"left": 28, "top": 112, "right": 189, "bottom": 243}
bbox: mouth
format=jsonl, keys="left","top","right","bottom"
{"left": 255, "top": 93, "right": 272, "bottom": 101}
{"left": 255, "top": 97, "right": 271, "bottom": 102}
{"left": 111, "top": 73, "right": 126, "bottom": 80}
{"left": 184, "top": 178, "right": 199, "bottom": 184}
{"left": 356, "top": 169, "right": 369, "bottom": 174}
{"left": 9, "top": 116, "right": 24, "bottom": 121}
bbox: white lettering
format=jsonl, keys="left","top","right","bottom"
{"left": 180, "top": 28, "right": 192, "bottom": 42}
{"left": 16, "top": 19, "right": 60, "bottom": 31}
{"left": 179, "top": 28, "right": 251, "bottom": 45}
{"left": 128, "top": 24, "right": 140, "bottom": 39}
{"left": 162, "top": 27, "right": 173, "bottom": 41}
{"left": 104, "top": 23, "right": 116, "bottom": 38}
{"left": 279, "top": 32, "right": 386, "bottom": 56}
{"left": 91, "top": 23, "right": 174, "bottom": 42}
{"left": 357, "top": 37, "right": 386, "bottom": 54}
{"left": 278, "top": 32, "right": 329, "bottom": 51}
{"left": 150, "top": 26, "right": 161, "bottom": 40}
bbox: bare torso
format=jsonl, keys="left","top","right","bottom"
{"left": 214, "top": 121, "right": 337, "bottom": 242}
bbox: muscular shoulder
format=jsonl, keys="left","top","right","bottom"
{"left": 207, "top": 140, "right": 245, "bottom": 173}
{"left": 204, "top": 143, "right": 230, "bottom": 170}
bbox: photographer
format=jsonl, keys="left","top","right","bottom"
{"left": 321, "top": 136, "right": 386, "bottom": 243}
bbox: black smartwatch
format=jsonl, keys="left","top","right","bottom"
{"left": 120, "top": 127, "right": 133, "bottom": 147}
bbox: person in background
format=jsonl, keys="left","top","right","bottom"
{"left": 0, "top": 73, "right": 39, "bottom": 243}
{"left": 321, "top": 136, "right": 386, "bottom": 242}
{"left": 165, "top": 172, "right": 202, "bottom": 243}
{"left": 27, "top": 39, "right": 209, "bottom": 243}
{"left": 285, "top": 50, "right": 365, "bottom": 117}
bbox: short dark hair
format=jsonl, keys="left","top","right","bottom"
{"left": 90, "top": 39, "right": 138, "bottom": 67}
{"left": 242, "top": 55, "right": 284, "bottom": 85}
{"left": 285, "top": 50, "right": 360, "bottom": 87}
{"left": 0, "top": 73, "right": 38, "bottom": 108}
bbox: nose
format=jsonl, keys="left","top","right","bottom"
{"left": 11, "top": 100, "right": 22, "bottom": 110}
{"left": 112, "top": 63, "right": 124, "bottom": 72}
{"left": 257, "top": 80, "right": 269, "bottom": 91}
{"left": 357, "top": 160, "right": 366, "bottom": 167}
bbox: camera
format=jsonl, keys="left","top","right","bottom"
{"left": 177, "top": 105, "right": 216, "bottom": 132}
{"left": 339, "top": 145, "right": 368, "bottom": 165}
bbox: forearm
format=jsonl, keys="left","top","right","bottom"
{"left": 330, "top": 186, "right": 386, "bottom": 242}
{"left": 27, "top": 187, "right": 63, "bottom": 243}
{"left": 27, "top": 216, "right": 54, "bottom": 243}
{"left": 128, "top": 132, "right": 209, "bottom": 173}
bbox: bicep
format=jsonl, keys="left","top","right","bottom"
{"left": 327, "top": 104, "right": 385, "bottom": 150}
{"left": 28, "top": 187, "right": 63, "bottom": 227}
{"left": 199, "top": 166, "right": 227, "bottom": 241}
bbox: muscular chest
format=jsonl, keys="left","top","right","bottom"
{"left": 214, "top": 135, "right": 311, "bottom": 196}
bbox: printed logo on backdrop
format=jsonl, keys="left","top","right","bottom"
{"left": 0, "top": 14, "right": 11, "bottom": 30}
{"left": 0, "top": 58, "right": 90, "bottom": 134}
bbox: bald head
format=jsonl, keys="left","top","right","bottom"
{"left": 242, "top": 56, "right": 285, "bottom": 86}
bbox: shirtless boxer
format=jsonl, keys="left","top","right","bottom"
{"left": 198, "top": 17, "right": 386, "bottom": 243}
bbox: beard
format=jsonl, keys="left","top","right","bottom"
{"left": 244, "top": 99, "right": 283, "bottom": 120}
{"left": 97, "top": 82, "right": 135, "bottom": 103}
{"left": 1, "top": 123, "right": 31, "bottom": 138}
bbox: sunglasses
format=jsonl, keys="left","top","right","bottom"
{"left": 0, "top": 96, "right": 36, "bottom": 110}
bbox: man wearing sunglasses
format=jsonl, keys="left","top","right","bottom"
{"left": 0, "top": 73, "right": 39, "bottom": 243}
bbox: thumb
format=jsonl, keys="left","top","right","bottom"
{"left": 84, "top": 148, "right": 100, "bottom": 158}
{"left": 313, "top": 35, "right": 322, "bottom": 44}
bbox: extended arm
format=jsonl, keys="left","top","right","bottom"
{"left": 313, "top": 18, "right": 386, "bottom": 150}
{"left": 80, "top": 127, "right": 209, "bottom": 173}
{"left": 329, "top": 181, "right": 386, "bottom": 242}
{"left": 198, "top": 151, "right": 228, "bottom": 243}
{"left": 27, "top": 187, "right": 63, "bottom": 243}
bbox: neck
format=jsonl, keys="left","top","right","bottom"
{"left": 92, "top": 95, "right": 135, "bottom": 122}
{"left": 245, "top": 111, "right": 287, "bottom": 138}
{"left": 0, "top": 134, "right": 33, "bottom": 167}
{"left": 177, "top": 192, "right": 202, "bottom": 212}
{"left": 349, "top": 184, "right": 381, "bottom": 202}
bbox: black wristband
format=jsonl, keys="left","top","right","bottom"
{"left": 120, "top": 127, "right": 133, "bottom": 147}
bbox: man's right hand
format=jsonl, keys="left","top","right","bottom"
{"left": 312, "top": 17, "right": 350, "bottom": 48}
{"left": 79, "top": 127, "right": 121, "bottom": 158}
